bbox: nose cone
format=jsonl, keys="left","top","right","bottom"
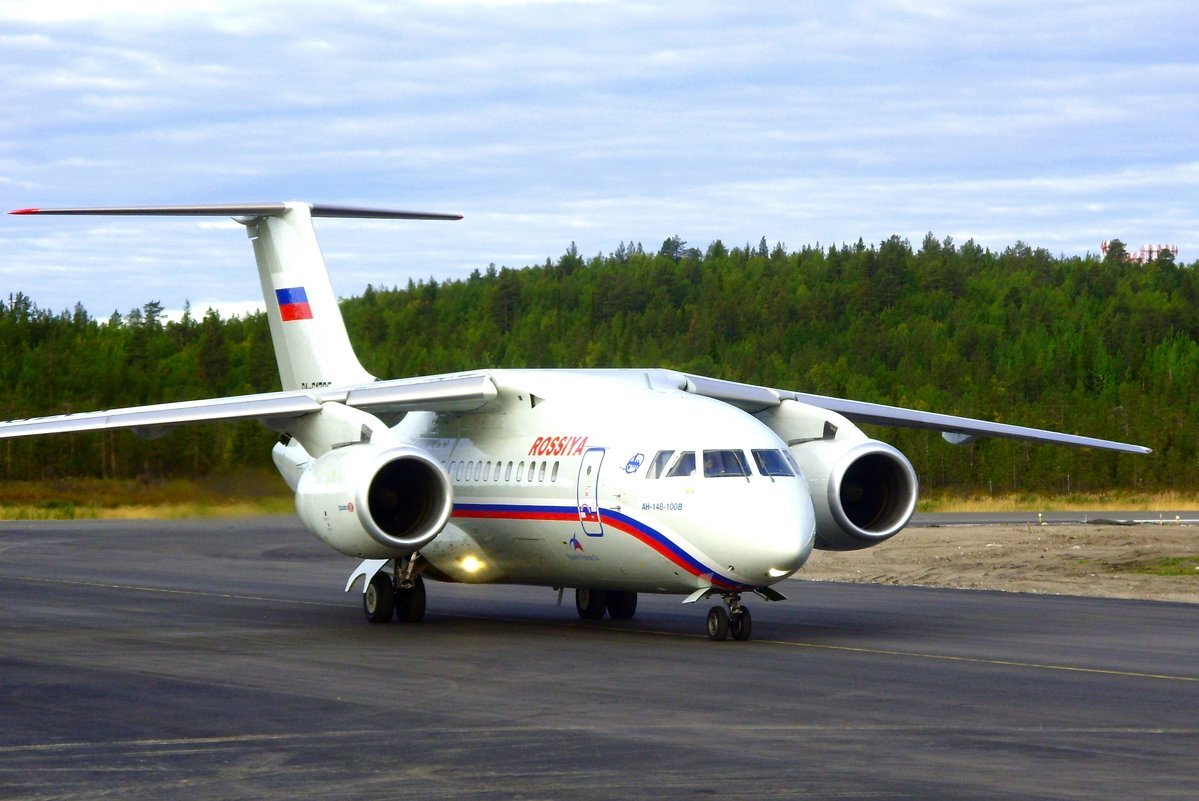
{"left": 706, "top": 479, "right": 815, "bottom": 586}
{"left": 763, "top": 484, "right": 815, "bottom": 581}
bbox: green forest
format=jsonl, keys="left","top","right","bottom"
{"left": 2, "top": 233, "right": 1196, "bottom": 495}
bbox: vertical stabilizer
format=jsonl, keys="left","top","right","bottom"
{"left": 7, "top": 201, "right": 461, "bottom": 392}
{"left": 245, "top": 203, "right": 374, "bottom": 391}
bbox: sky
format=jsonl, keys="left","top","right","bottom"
{"left": 1, "top": 0, "right": 1196, "bottom": 319}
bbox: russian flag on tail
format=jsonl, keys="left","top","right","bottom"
{"left": 275, "top": 287, "right": 313, "bottom": 321}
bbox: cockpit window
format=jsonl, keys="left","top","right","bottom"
{"left": 665, "top": 451, "right": 696, "bottom": 478}
{"left": 703, "top": 449, "right": 751, "bottom": 478}
{"left": 646, "top": 450, "right": 675, "bottom": 479}
{"left": 752, "top": 449, "right": 796, "bottom": 477}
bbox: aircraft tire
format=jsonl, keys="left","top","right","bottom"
{"left": 606, "top": 590, "right": 638, "bottom": 620}
{"left": 395, "top": 575, "right": 426, "bottom": 623}
{"left": 364, "top": 573, "right": 395, "bottom": 624}
{"left": 575, "top": 588, "right": 607, "bottom": 620}
{"left": 730, "top": 607, "right": 752, "bottom": 641}
{"left": 706, "top": 606, "right": 729, "bottom": 641}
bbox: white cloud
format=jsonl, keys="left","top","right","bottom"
{"left": 1, "top": 0, "right": 1196, "bottom": 313}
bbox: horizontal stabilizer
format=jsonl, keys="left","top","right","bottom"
{"left": 8, "top": 203, "right": 461, "bottom": 220}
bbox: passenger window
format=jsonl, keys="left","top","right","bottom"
{"left": 493, "top": 462, "right": 502, "bottom": 482}
{"left": 646, "top": 450, "right": 675, "bottom": 479}
{"left": 666, "top": 451, "right": 696, "bottom": 478}
{"left": 551, "top": 461, "right": 560, "bottom": 482}
{"left": 505, "top": 461, "right": 513, "bottom": 481}
{"left": 753, "top": 449, "right": 796, "bottom": 477}
{"left": 474, "top": 461, "right": 483, "bottom": 482}
{"left": 703, "top": 449, "right": 751, "bottom": 478}
{"left": 516, "top": 461, "right": 525, "bottom": 481}
{"left": 538, "top": 462, "right": 547, "bottom": 482}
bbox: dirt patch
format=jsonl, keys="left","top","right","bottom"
{"left": 797, "top": 523, "right": 1199, "bottom": 604}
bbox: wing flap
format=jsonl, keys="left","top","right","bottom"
{"left": 345, "top": 374, "right": 498, "bottom": 414}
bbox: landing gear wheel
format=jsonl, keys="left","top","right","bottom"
{"left": 363, "top": 573, "right": 395, "bottom": 624}
{"left": 729, "top": 606, "right": 752, "bottom": 641}
{"left": 706, "top": 606, "right": 729, "bottom": 641}
{"left": 395, "top": 575, "right": 427, "bottom": 623}
{"left": 606, "top": 590, "right": 638, "bottom": 620}
{"left": 575, "top": 588, "right": 608, "bottom": 620}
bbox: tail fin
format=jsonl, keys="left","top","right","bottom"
{"left": 9, "top": 202, "right": 461, "bottom": 391}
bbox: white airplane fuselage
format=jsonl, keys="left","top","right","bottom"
{"left": 331, "top": 369, "right": 816, "bottom": 594}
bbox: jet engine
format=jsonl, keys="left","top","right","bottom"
{"left": 294, "top": 444, "right": 453, "bottom": 558}
{"left": 789, "top": 439, "right": 919, "bottom": 551}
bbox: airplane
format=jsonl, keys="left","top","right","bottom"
{"left": 2, "top": 202, "right": 1151, "bottom": 641}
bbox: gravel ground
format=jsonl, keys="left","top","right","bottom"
{"left": 797, "top": 523, "right": 1199, "bottom": 603}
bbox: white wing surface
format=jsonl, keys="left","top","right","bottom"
{"left": 0, "top": 375, "right": 497, "bottom": 440}
{"left": 677, "top": 372, "right": 1151, "bottom": 454}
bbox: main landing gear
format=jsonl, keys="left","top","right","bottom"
{"left": 574, "top": 588, "right": 638, "bottom": 621}
{"left": 705, "top": 594, "right": 752, "bottom": 642}
{"left": 361, "top": 557, "right": 426, "bottom": 624}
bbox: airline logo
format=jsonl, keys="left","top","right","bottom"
{"left": 275, "top": 287, "right": 313, "bottom": 321}
{"left": 529, "top": 435, "right": 588, "bottom": 456}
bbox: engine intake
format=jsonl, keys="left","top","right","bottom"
{"left": 295, "top": 445, "right": 452, "bottom": 558}
{"left": 790, "top": 439, "right": 919, "bottom": 551}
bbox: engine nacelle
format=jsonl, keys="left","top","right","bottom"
{"left": 295, "top": 444, "right": 453, "bottom": 558}
{"left": 790, "top": 438, "right": 919, "bottom": 551}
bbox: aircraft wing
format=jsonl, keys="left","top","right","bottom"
{"left": 678, "top": 373, "right": 1152, "bottom": 455}
{"left": 0, "top": 374, "right": 498, "bottom": 440}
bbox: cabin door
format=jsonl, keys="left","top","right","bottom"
{"left": 577, "top": 447, "right": 605, "bottom": 536}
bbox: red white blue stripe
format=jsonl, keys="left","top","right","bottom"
{"left": 451, "top": 502, "right": 751, "bottom": 590}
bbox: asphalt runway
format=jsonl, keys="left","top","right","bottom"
{"left": 2, "top": 517, "right": 1197, "bottom": 800}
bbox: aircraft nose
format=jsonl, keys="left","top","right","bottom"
{"left": 767, "top": 489, "right": 815, "bottom": 579}
{"left": 735, "top": 483, "right": 815, "bottom": 584}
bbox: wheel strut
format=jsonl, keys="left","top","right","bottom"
{"left": 394, "top": 554, "right": 427, "bottom": 623}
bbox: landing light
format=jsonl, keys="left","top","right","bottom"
{"left": 767, "top": 567, "right": 792, "bottom": 578}
{"left": 460, "top": 555, "right": 484, "bottom": 574}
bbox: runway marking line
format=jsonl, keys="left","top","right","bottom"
{"left": 752, "top": 637, "right": 1199, "bottom": 685}
{"left": 4, "top": 574, "right": 1196, "bottom": 686}
{"left": 3, "top": 722, "right": 1197, "bottom": 757}
{"left": 0, "top": 574, "right": 344, "bottom": 608}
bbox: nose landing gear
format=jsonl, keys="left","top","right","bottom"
{"left": 706, "top": 594, "right": 752, "bottom": 642}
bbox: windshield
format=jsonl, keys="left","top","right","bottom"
{"left": 702, "top": 449, "right": 751, "bottom": 478}
{"left": 752, "top": 449, "right": 796, "bottom": 477}
{"left": 666, "top": 451, "right": 696, "bottom": 477}
{"left": 646, "top": 450, "right": 675, "bottom": 479}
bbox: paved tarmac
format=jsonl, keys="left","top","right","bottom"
{"left": 1, "top": 517, "right": 1197, "bottom": 800}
